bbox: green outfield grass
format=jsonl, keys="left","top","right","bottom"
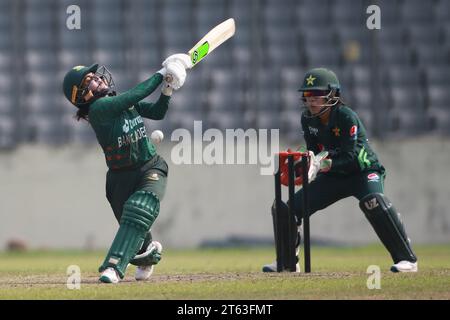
{"left": 0, "top": 245, "right": 449, "bottom": 300}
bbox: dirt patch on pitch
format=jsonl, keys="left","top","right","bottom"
{"left": 0, "top": 271, "right": 358, "bottom": 288}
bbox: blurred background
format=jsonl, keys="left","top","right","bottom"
{"left": 0, "top": 0, "right": 449, "bottom": 250}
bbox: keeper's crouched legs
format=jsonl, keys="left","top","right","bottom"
{"left": 99, "top": 190, "right": 160, "bottom": 278}
{"left": 360, "top": 193, "right": 417, "bottom": 264}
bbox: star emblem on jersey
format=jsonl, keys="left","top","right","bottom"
{"left": 332, "top": 126, "right": 341, "bottom": 137}
{"left": 306, "top": 75, "right": 316, "bottom": 86}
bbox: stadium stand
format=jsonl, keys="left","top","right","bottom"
{"left": 0, "top": 0, "right": 448, "bottom": 148}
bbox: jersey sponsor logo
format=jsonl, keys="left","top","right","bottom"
{"left": 118, "top": 126, "right": 148, "bottom": 148}
{"left": 122, "top": 116, "right": 144, "bottom": 134}
{"left": 350, "top": 125, "right": 358, "bottom": 140}
{"left": 123, "top": 119, "right": 130, "bottom": 133}
{"left": 367, "top": 173, "right": 379, "bottom": 182}
{"left": 308, "top": 126, "right": 318, "bottom": 136}
{"left": 364, "top": 198, "right": 379, "bottom": 210}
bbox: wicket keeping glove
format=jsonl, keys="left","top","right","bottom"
{"left": 307, "top": 150, "right": 330, "bottom": 182}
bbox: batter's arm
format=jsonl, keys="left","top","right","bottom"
{"left": 90, "top": 73, "right": 164, "bottom": 120}
{"left": 135, "top": 94, "right": 171, "bottom": 120}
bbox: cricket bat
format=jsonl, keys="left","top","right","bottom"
{"left": 187, "top": 18, "right": 235, "bottom": 68}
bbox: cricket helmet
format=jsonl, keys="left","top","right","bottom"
{"left": 298, "top": 68, "right": 341, "bottom": 118}
{"left": 62, "top": 64, "right": 115, "bottom": 107}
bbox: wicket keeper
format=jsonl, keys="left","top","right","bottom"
{"left": 62, "top": 54, "right": 191, "bottom": 283}
{"left": 264, "top": 68, "right": 418, "bottom": 273}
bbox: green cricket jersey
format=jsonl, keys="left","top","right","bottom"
{"left": 88, "top": 73, "right": 170, "bottom": 170}
{"left": 301, "top": 104, "right": 384, "bottom": 175}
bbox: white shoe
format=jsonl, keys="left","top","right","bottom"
{"left": 262, "top": 260, "right": 300, "bottom": 273}
{"left": 99, "top": 267, "right": 120, "bottom": 283}
{"left": 135, "top": 241, "right": 163, "bottom": 281}
{"left": 390, "top": 260, "right": 418, "bottom": 273}
{"left": 135, "top": 265, "right": 154, "bottom": 281}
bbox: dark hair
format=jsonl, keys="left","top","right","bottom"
{"left": 74, "top": 90, "right": 116, "bottom": 121}
{"left": 75, "top": 105, "right": 90, "bottom": 121}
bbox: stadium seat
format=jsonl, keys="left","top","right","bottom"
{"left": 296, "top": 0, "right": 331, "bottom": 29}
{"left": 400, "top": 0, "right": 435, "bottom": 26}
{"left": 281, "top": 89, "right": 300, "bottom": 112}
{"left": 0, "top": 117, "right": 16, "bottom": 149}
{"left": 377, "top": 24, "right": 407, "bottom": 47}
{"left": 257, "top": 109, "right": 281, "bottom": 130}
{"left": 426, "top": 86, "right": 450, "bottom": 133}
{"left": 330, "top": 0, "right": 366, "bottom": 27}
{"left": 195, "top": 0, "right": 227, "bottom": 38}
{"left": 427, "top": 86, "right": 449, "bottom": 109}
{"left": 352, "top": 87, "right": 373, "bottom": 111}
{"left": 384, "top": 66, "right": 424, "bottom": 88}
{"left": 207, "top": 110, "right": 245, "bottom": 130}
{"left": 414, "top": 46, "right": 449, "bottom": 67}
{"left": 390, "top": 86, "right": 426, "bottom": 112}
{"left": 354, "top": 108, "right": 374, "bottom": 136}
{"left": 425, "top": 66, "right": 450, "bottom": 86}
{"left": 280, "top": 67, "right": 304, "bottom": 94}
{"left": 304, "top": 45, "right": 341, "bottom": 67}
{"left": 384, "top": 109, "right": 426, "bottom": 137}
{"left": 435, "top": 0, "right": 450, "bottom": 24}
{"left": 26, "top": 114, "right": 68, "bottom": 145}
{"left": 351, "top": 66, "right": 372, "bottom": 88}
{"left": 407, "top": 25, "right": 442, "bottom": 47}
{"left": 379, "top": 45, "right": 414, "bottom": 66}
{"left": 376, "top": 0, "right": 401, "bottom": 27}
{"left": 280, "top": 109, "right": 301, "bottom": 141}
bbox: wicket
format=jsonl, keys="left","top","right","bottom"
{"left": 273, "top": 152, "right": 311, "bottom": 273}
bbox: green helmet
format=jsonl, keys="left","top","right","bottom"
{"left": 298, "top": 67, "right": 340, "bottom": 92}
{"left": 298, "top": 68, "right": 341, "bottom": 118}
{"left": 62, "top": 64, "right": 99, "bottom": 107}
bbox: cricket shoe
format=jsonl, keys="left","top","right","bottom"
{"left": 135, "top": 241, "right": 163, "bottom": 281}
{"left": 262, "top": 260, "right": 300, "bottom": 273}
{"left": 390, "top": 260, "right": 418, "bottom": 273}
{"left": 99, "top": 267, "right": 120, "bottom": 284}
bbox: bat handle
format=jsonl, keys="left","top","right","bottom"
{"left": 164, "top": 74, "right": 173, "bottom": 83}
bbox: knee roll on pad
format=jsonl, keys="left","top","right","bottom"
{"left": 99, "top": 191, "right": 160, "bottom": 278}
{"left": 359, "top": 193, "right": 417, "bottom": 263}
{"left": 121, "top": 191, "right": 160, "bottom": 231}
